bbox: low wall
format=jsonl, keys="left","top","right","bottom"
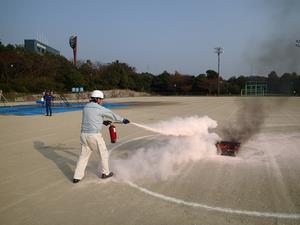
{"left": 10, "top": 89, "right": 150, "bottom": 102}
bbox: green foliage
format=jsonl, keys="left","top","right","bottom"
{"left": 0, "top": 44, "right": 85, "bottom": 93}
{"left": 151, "top": 71, "right": 172, "bottom": 94}
{"left": 78, "top": 60, "right": 96, "bottom": 90}
{"left": 0, "top": 43, "right": 299, "bottom": 96}
{"left": 227, "top": 76, "right": 247, "bottom": 94}
{"left": 206, "top": 70, "right": 218, "bottom": 80}
{"left": 132, "top": 73, "right": 153, "bottom": 92}
{"left": 89, "top": 61, "right": 136, "bottom": 90}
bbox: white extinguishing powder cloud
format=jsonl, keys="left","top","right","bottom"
{"left": 111, "top": 116, "right": 221, "bottom": 182}
{"left": 131, "top": 116, "right": 219, "bottom": 137}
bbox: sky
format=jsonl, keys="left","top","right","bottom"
{"left": 1, "top": 0, "right": 300, "bottom": 78}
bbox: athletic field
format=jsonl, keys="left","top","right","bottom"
{"left": 0, "top": 96, "right": 299, "bottom": 225}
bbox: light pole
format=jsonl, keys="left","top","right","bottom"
{"left": 69, "top": 35, "right": 77, "bottom": 66}
{"left": 214, "top": 47, "right": 224, "bottom": 96}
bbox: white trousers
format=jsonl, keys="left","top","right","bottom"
{"left": 74, "top": 133, "right": 110, "bottom": 179}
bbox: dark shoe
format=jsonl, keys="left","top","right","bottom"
{"left": 101, "top": 172, "right": 114, "bottom": 179}
{"left": 73, "top": 179, "right": 80, "bottom": 183}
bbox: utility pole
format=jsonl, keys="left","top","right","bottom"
{"left": 214, "top": 47, "right": 224, "bottom": 96}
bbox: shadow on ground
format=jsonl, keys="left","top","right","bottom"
{"left": 33, "top": 141, "right": 78, "bottom": 182}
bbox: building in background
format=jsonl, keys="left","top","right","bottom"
{"left": 24, "top": 39, "right": 60, "bottom": 55}
{"left": 241, "top": 80, "right": 268, "bottom": 96}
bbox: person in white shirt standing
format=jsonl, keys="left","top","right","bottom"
{"left": 73, "top": 90, "right": 130, "bottom": 183}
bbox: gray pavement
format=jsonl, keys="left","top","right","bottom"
{"left": 0, "top": 96, "right": 299, "bottom": 225}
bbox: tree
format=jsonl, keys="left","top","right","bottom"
{"left": 192, "top": 74, "right": 208, "bottom": 95}
{"left": 206, "top": 70, "right": 219, "bottom": 94}
{"left": 78, "top": 60, "right": 96, "bottom": 90}
{"left": 279, "top": 72, "right": 297, "bottom": 95}
{"left": 151, "top": 71, "right": 172, "bottom": 94}
{"left": 173, "top": 71, "right": 193, "bottom": 95}
{"left": 206, "top": 70, "right": 218, "bottom": 80}
{"left": 268, "top": 71, "right": 280, "bottom": 94}
{"left": 132, "top": 72, "right": 154, "bottom": 92}
{"left": 99, "top": 61, "right": 136, "bottom": 90}
{"left": 1, "top": 42, "right": 299, "bottom": 96}
{"left": 227, "top": 76, "right": 247, "bottom": 95}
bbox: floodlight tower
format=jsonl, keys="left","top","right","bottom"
{"left": 214, "top": 47, "right": 224, "bottom": 96}
{"left": 69, "top": 36, "right": 77, "bottom": 66}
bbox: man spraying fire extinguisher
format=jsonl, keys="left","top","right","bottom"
{"left": 73, "top": 90, "right": 130, "bottom": 183}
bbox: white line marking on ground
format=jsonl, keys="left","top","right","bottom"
{"left": 126, "top": 181, "right": 300, "bottom": 219}
{"left": 110, "top": 135, "right": 300, "bottom": 220}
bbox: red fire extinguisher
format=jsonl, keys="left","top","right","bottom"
{"left": 109, "top": 124, "right": 117, "bottom": 143}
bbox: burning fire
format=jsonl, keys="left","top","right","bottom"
{"left": 216, "top": 141, "right": 240, "bottom": 156}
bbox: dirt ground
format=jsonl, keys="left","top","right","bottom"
{"left": 0, "top": 96, "right": 299, "bottom": 225}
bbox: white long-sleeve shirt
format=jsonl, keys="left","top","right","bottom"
{"left": 81, "top": 102, "right": 124, "bottom": 133}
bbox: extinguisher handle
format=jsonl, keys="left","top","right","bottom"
{"left": 103, "top": 120, "right": 112, "bottom": 126}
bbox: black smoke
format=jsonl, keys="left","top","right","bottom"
{"left": 221, "top": 97, "right": 290, "bottom": 143}
{"left": 221, "top": 98, "right": 266, "bottom": 143}
{"left": 248, "top": 0, "right": 300, "bottom": 75}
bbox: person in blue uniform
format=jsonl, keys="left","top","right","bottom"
{"left": 43, "top": 91, "right": 54, "bottom": 116}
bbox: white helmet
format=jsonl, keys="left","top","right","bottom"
{"left": 91, "top": 90, "right": 104, "bottom": 99}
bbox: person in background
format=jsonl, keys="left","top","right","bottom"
{"left": 73, "top": 90, "right": 130, "bottom": 183}
{"left": 43, "top": 90, "right": 54, "bottom": 116}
